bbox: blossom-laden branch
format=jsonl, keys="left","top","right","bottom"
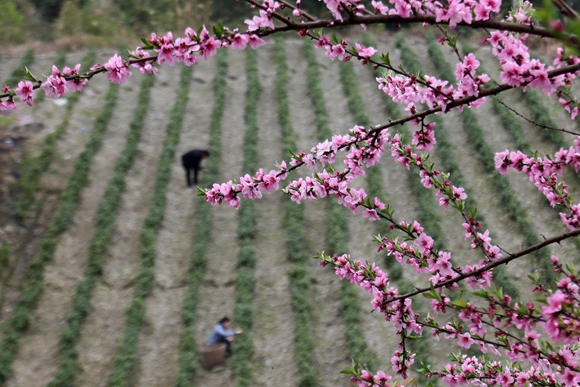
{"left": 201, "top": 112, "right": 580, "bottom": 384}
{"left": 320, "top": 248, "right": 580, "bottom": 387}
{"left": 3, "top": 0, "right": 580, "bottom": 123}
{"left": 495, "top": 140, "right": 580, "bottom": 230}
{"left": 5, "top": 0, "right": 580, "bottom": 386}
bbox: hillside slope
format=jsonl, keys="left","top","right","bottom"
{"left": 0, "top": 32, "right": 578, "bottom": 387}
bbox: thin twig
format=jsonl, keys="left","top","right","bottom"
{"left": 387, "top": 228, "right": 580, "bottom": 302}
{"left": 496, "top": 97, "right": 580, "bottom": 136}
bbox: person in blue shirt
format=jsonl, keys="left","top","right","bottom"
{"left": 207, "top": 316, "right": 243, "bottom": 354}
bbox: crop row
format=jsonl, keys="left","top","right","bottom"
{"left": 104, "top": 64, "right": 191, "bottom": 387}
{"left": 424, "top": 33, "right": 557, "bottom": 285}
{"left": 44, "top": 70, "right": 155, "bottom": 387}
{"left": 305, "top": 36, "right": 381, "bottom": 382}
{"left": 175, "top": 49, "right": 229, "bottom": 386}
{"left": 0, "top": 78, "right": 120, "bottom": 385}
{"left": 230, "top": 47, "right": 261, "bottom": 387}
{"left": 277, "top": 37, "right": 318, "bottom": 387}
{"left": 517, "top": 88, "right": 566, "bottom": 150}
{"left": 16, "top": 48, "right": 97, "bottom": 220}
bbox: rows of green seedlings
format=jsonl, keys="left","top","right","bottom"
{"left": 304, "top": 38, "right": 379, "bottom": 373}
{"left": 340, "top": 35, "right": 434, "bottom": 382}
{"left": 4, "top": 49, "right": 34, "bottom": 89}
{"left": 105, "top": 66, "right": 192, "bottom": 387}
{"left": 46, "top": 71, "right": 156, "bottom": 387}
{"left": 424, "top": 33, "right": 556, "bottom": 285}
{"left": 461, "top": 41, "right": 580, "bottom": 261}
{"left": 175, "top": 49, "right": 229, "bottom": 386}
{"left": 230, "top": 47, "right": 261, "bottom": 387}
{"left": 16, "top": 48, "right": 97, "bottom": 220}
{"left": 0, "top": 81, "right": 120, "bottom": 385}
{"left": 275, "top": 37, "right": 318, "bottom": 387}
{"left": 391, "top": 34, "right": 519, "bottom": 298}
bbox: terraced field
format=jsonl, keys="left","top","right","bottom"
{"left": 0, "top": 30, "right": 578, "bottom": 387}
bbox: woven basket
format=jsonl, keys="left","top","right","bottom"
{"left": 200, "top": 343, "right": 227, "bottom": 372}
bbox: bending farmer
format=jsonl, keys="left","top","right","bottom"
{"left": 207, "top": 316, "right": 243, "bottom": 354}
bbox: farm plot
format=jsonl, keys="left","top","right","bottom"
{"left": 0, "top": 31, "right": 577, "bottom": 387}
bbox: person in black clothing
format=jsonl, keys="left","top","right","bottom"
{"left": 181, "top": 149, "right": 209, "bottom": 187}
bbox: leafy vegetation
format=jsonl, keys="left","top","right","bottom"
{"left": 0, "top": 0, "right": 26, "bottom": 45}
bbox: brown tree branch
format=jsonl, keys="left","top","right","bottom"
{"left": 367, "top": 62, "right": 580, "bottom": 135}
{"left": 496, "top": 97, "right": 580, "bottom": 136}
{"left": 387, "top": 228, "right": 580, "bottom": 303}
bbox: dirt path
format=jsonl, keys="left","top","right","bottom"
{"left": 244, "top": 42, "right": 298, "bottom": 387}
{"left": 193, "top": 48, "right": 247, "bottom": 385}
{"left": 133, "top": 57, "right": 217, "bottom": 387}
{"left": 72, "top": 67, "right": 178, "bottom": 387}
{"left": 5, "top": 74, "right": 137, "bottom": 387}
